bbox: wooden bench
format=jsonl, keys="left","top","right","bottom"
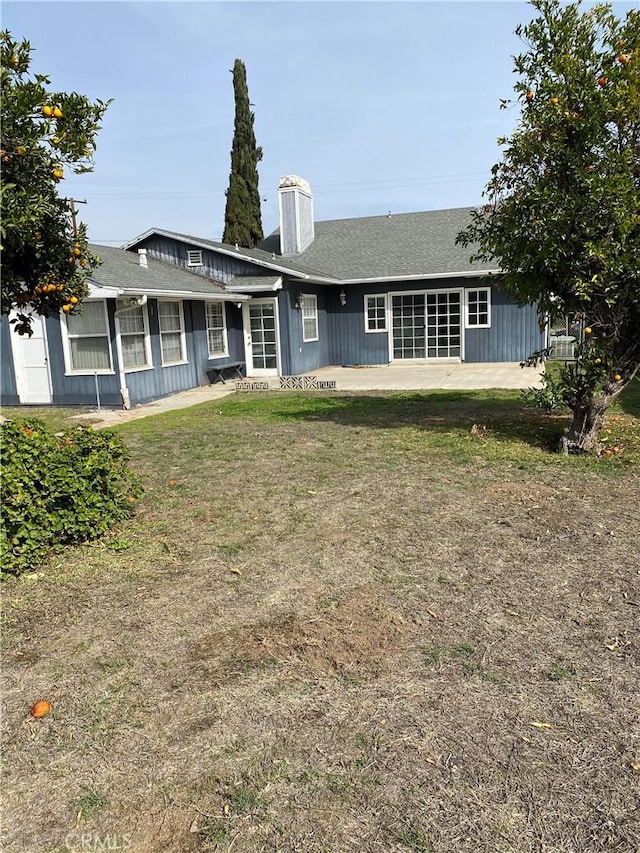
{"left": 206, "top": 361, "right": 245, "bottom": 384}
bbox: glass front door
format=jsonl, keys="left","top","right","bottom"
{"left": 243, "top": 299, "right": 279, "bottom": 375}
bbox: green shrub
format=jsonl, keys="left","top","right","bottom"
{"left": 1, "top": 418, "right": 142, "bottom": 576}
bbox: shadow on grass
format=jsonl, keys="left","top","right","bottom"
{"left": 220, "top": 390, "right": 570, "bottom": 452}
{"left": 614, "top": 378, "right": 640, "bottom": 418}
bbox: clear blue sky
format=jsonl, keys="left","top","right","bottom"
{"left": 3, "top": 1, "right": 635, "bottom": 246}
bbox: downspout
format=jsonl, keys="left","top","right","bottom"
{"left": 113, "top": 310, "right": 131, "bottom": 410}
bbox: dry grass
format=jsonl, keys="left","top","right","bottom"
{"left": 2, "top": 390, "right": 639, "bottom": 853}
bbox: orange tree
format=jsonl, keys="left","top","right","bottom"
{"left": 457, "top": 0, "right": 639, "bottom": 453}
{"left": 1, "top": 31, "right": 111, "bottom": 335}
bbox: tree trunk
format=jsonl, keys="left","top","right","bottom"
{"left": 557, "top": 396, "right": 612, "bottom": 454}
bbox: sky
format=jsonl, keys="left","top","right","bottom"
{"left": 3, "top": 1, "right": 635, "bottom": 247}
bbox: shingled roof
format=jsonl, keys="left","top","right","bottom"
{"left": 88, "top": 244, "right": 246, "bottom": 300}
{"left": 259, "top": 207, "right": 498, "bottom": 281}
{"left": 124, "top": 207, "right": 498, "bottom": 285}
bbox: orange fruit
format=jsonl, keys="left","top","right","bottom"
{"left": 613, "top": 373, "right": 622, "bottom": 381}
{"left": 16, "top": 145, "right": 26, "bottom": 155}
{"left": 42, "top": 105, "right": 54, "bottom": 117}
{"left": 9, "top": 55, "right": 19, "bottom": 68}
{"left": 550, "top": 97, "right": 559, "bottom": 105}
{"left": 584, "top": 327, "right": 592, "bottom": 334}
{"left": 62, "top": 304, "right": 73, "bottom": 314}
{"left": 525, "top": 91, "right": 535, "bottom": 102}
{"left": 594, "top": 358, "right": 601, "bottom": 364}
{"left": 72, "top": 246, "right": 82, "bottom": 257}
{"left": 128, "top": 496, "right": 137, "bottom": 504}
{"left": 598, "top": 76, "right": 608, "bottom": 87}
{"left": 69, "top": 295, "right": 79, "bottom": 304}
{"left": 53, "top": 167, "right": 63, "bottom": 180}
{"left": 31, "top": 700, "right": 51, "bottom": 718}
{"left": 618, "top": 54, "right": 629, "bottom": 65}
{"left": 53, "top": 106, "right": 63, "bottom": 119}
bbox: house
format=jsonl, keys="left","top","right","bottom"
{"left": 1, "top": 175, "right": 545, "bottom": 408}
{"left": 124, "top": 176, "right": 544, "bottom": 378}
{"left": 0, "top": 245, "right": 249, "bottom": 408}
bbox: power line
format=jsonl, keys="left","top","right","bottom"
{"left": 68, "top": 171, "right": 489, "bottom": 201}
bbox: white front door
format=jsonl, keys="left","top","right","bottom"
{"left": 242, "top": 299, "right": 280, "bottom": 376}
{"left": 10, "top": 312, "right": 53, "bottom": 403}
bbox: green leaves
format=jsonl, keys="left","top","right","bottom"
{"left": 457, "top": 1, "right": 639, "bottom": 450}
{"left": 0, "top": 419, "right": 142, "bottom": 576}
{"left": 1, "top": 30, "right": 112, "bottom": 334}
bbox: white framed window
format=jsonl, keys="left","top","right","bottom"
{"left": 63, "top": 300, "right": 113, "bottom": 374}
{"left": 301, "top": 294, "right": 318, "bottom": 342}
{"left": 158, "top": 300, "right": 186, "bottom": 365}
{"left": 205, "top": 302, "right": 228, "bottom": 358}
{"left": 187, "top": 249, "right": 203, "bottom": 267}
{"left": 365, "top": 294, "right": 387, "bottom": 332}
{"left": 466, "top": 288, "right": 491, "bottom": 328}
{"left": 117, "top": 300, "right": 152, "bottom": 371}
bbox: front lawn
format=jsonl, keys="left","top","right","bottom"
{"left": 2, "top": 390, "right": 639, "bottom": 852}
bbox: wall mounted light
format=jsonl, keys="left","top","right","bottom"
{"left": 295, "top": 292, "right": 304, "bottom": 310}
{"left": 339, "top": 289, "right": 347, "bottom": 307}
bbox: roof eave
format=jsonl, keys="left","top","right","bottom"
{"left": 302, "top": 269, "right": 502, "bottom": 285}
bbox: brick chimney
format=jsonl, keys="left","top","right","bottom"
{"left": 278, "top": 175, "right": 314, "bottom": 255}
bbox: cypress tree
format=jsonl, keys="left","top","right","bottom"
{"left": 222, "top": 59, "right": 264, "bottom": 248}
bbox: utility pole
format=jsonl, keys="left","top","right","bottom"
{"left": 65, "top": 197, "right": 87, "bottom": 237}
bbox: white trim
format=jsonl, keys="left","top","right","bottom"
{"left": 242, "top": 297, "right": 281, "bottom": 376}
{"left": 116, "top": 299, "right": 153, "bottom": 372}
{"left": 305, "top": 269, "right": 501, "bottom": 286}
{"left": 364, "top": 293, "right": 388, "bottom": 333}
{"left": 464, "top": 287, "right": 491, "bottom": 329}
{"left": 61, "top": 300, "right": 115, "bottom": 376}
{"left": 301, "top": 293, "right": 319, "bottom": 342}
{"left": 205, "top": 301, "right": 229, "bottom": 359}
{"left": 157, "top": 299, "right": 187, "bottom": 366}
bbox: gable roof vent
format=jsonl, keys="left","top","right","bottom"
{"left": 278, "top": 175, "right": 314, "bottom": 255}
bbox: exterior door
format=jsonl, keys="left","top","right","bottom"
{"left": 425, "top": 291, "right": 461, "bottom": 358}
{"left": 10, "top": 312, "right": 53, "bottom": 403}
{"left": 391, "top": 291, "right": 462, "bottom": 360}
{"left": 242, "top": 299, "right": 280, "bottom": 376}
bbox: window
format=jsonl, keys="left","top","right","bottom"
{"left": 187, "top": 249, "right": 203, "bottom": 267}
{"left": 205, "top": 302, "right": 228, "bottom": 358}
{"left": 64, "top": 300, "right": 112, "bottom": 373}
{"left": 466, "top": 288, "right": 491, "bottom": 328}
{"left": 301, "top": 294, "right": 318, "bottom": 342}
{"left": 117, "top": 300, "right": 151, "bottom": 370}
{"left": 365, "top": 294, "right": 387, "bottom": 332}
{"left": 158, "top": 300, "right": 185, "bottom": 364}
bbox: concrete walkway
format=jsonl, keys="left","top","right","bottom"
{"left": 72, "top": 362, "right": 543, "bottom": 429}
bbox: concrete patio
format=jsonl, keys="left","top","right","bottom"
{"left": 70, "top": 362, "right": 543, "bottom": 429}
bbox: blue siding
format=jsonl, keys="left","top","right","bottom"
{"left": 464, "top": 288, "right": 543, "bottom": 362}
{"left": 280, "top": 278, "right": 545, "bottom": 373}
{"left": 135, "top": 235, "right": 260, "bottom": 285}
{"left": 0, "top": 318, "right": 19, "bottom": 404}
{"left": 281, "top": 285, "right": 332, "bottom": 375}
{"left": 47, "top": 308, "right": 122, "bottom": 407}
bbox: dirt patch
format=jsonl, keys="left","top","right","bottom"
{"left": 191, "top": 584, "right": 405, "bottom": 681}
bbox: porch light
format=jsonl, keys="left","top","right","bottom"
{"left": 339, "top": 289, "right": 347, "bottom": 307}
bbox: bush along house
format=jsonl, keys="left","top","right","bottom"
{"left": 1, "top": 175, "right": 544, "bottom": 408}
